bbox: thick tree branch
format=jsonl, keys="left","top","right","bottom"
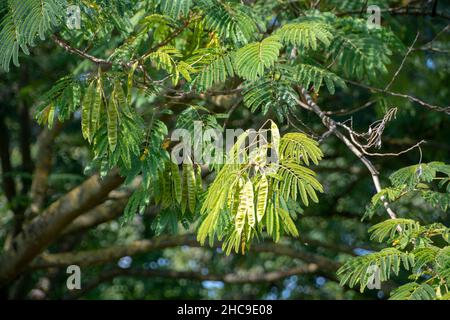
{"left": 61, "top": 197, "right": 129, "bottom": 235}
{"left": 31, "top": 235, "right": 197, "bottom": 269}
{"left": 27, "top": 123, "right": 63, "bottom": 218}
{"left": 30, "top": 235, "right": 340, "bottom": 274}
{"left": 251, "top": 243, "right": 340, "bottom": 273}
{"left": 65, "top": 264, "right": 321, "bottom": 299}
{"left": 0, "top": 172, "right": 124, "bottom": 287}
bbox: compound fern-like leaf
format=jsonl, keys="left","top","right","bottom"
{"left": 235, "top": 36, "right": 282, "bottom": 81}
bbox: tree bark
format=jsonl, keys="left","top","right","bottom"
{"left": 0, "top": 172, "right": 124, "bottom": 287}
{"left": 27, "top": 123, "right": 63, "bottom": 218}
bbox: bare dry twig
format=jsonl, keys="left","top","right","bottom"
{"left": 295, "top": 87, "right": 399, "bottom": 221}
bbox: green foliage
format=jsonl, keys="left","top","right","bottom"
{"left": 365, "top": 162, "right": 450, "bottom": 219}
{"left": 5, "top": 0, "right": 450, "bottom": 300}
{"left": 153, "top": 157, "right": 201, "bottom": 215}
{"left": 106, "top": 88, "right": 119, "bottom": 152}
{"left": 324, "top": 0, "right": 390, "bottom": 11}
{"left": 368, "top": 219, "right": 420, "bottom": 243}
{"left": 11, "top": 0, "right": 417, "bottom": 258}
{"left": 339, "top": 161, "right": 450, "bottom": 299}
{"left": 197, "top": 121, "right": 323, "bottom": 254}
{"left": 390, "top": 162, "right": 450, "bottom": 190}
{"left": 338, "top": 247, "right": 414, "bottom": 292}
{"left": 322, "top": 14, "right": 402, "bottom": 80}
{"left": 280, "top": 132, "right": 324, "bottom": 166}
{"left": 158, "top": 0, "right": 192, "bottom": 18}
{"left": 338, "top": 218, "right": 450, "bottom": 298}
{"left": 290, "top": 63, "right": 346, "bottom": 95}
{"left": 234, "top": 36, "right": 282, "bottom": 81}
{"left": 242, "top": 76, "right": 298, "bottom": 121}
{"left": 0, "top": 0, "right": 66, "bottom": 71}
{"left": 81, "top": 75, "right": 102, "bottom": 143}
{"left": 193, "top": 52, "right": 235, "bottom": 92}
{"left": 196, "top": 0, "right": 260, "bottom": 45}
{"left": 330, "top": 31, "right": 391, "bottom": 80}
{"left": 338, "top": 188, "right": 450, "bottom": 300}
{"left": 146, "top": 46, "right": 196, "bottom": 86}
{"left": 35, "top": 74, "right": 81, "bottom": 127}
{"left": 390, "top": 283, "right": 436, "bottom": 300}
{"left": 275, "top": 20, "right": 333, "bottom": 50}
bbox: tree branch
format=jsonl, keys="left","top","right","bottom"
{"left": 0, "top": 171, "right": 124, "bottom": 287}
{"left": 51, "top": 35, "right": 114, "bottom": 67}
{"left": 27, "top": 123, "right": 63, "bottom": 218}
{"left": 65, "top": 264, "right": 322, "bottom": 299}
{"left": 346, "top": 79, "right": 450, "bottom": 114}
{"left": 295, "top": 88, "right": 398, "bottom": 221}
{"left": 61, "top": 197, "right": 129, "bottom": 235}
{"left": 31, "top": 235, "right": 197, "bottom": 269}
{"left": 137, "top": 18, "right": 193, "bottom": 63}
{"left": 251, "top": 243, "right": 340, "bottom": 273}
{"left": 384, "top": 32, "right": 420, "bottom": 91}
{"left": 30, "top": 234, "right": 340, "bottom": 274}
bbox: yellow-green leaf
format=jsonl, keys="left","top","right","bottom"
{"left": 171, "top": 162, "right": 182, "bottom": 204}
{"left": 184, "top": 160, "right": 197, "bottom": 213}
{"left": 256, "top": 175, "right": 268, "bottom": 222}
{"left": 81, "top": 80, "right": 95, "bottom": 142}
{"left": 236, "top": 179, "right": 254, "bottom": 234}
{"left": 107, "top": 90, "right": 119, "bottom": 152}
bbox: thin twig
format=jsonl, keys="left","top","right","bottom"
{"left": 51, "top": 34, "right": 115, "bottom": 67}
{"left": 384, "top": 32, "right": 420, "bottom": 91}
{"left": 346, "top": 79, "right": 450, "bottom": 114}
{"left": 324, "top": 99, "right": 377, "bottom": 116}
{"left": 418, "top": 23, "right": 450, "bottom": 49}
{"left": 137, "top": 18, "right": 192, "bottom": 62}
{"left": 336, "top": 5, "right": 450, "bottom": 20}
{"left": 224, "top": 97, "right": 243, "bottom": 129}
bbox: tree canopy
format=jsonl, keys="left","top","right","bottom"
{"left": 0, "top": 0, "right": 449, "bottom": 300}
